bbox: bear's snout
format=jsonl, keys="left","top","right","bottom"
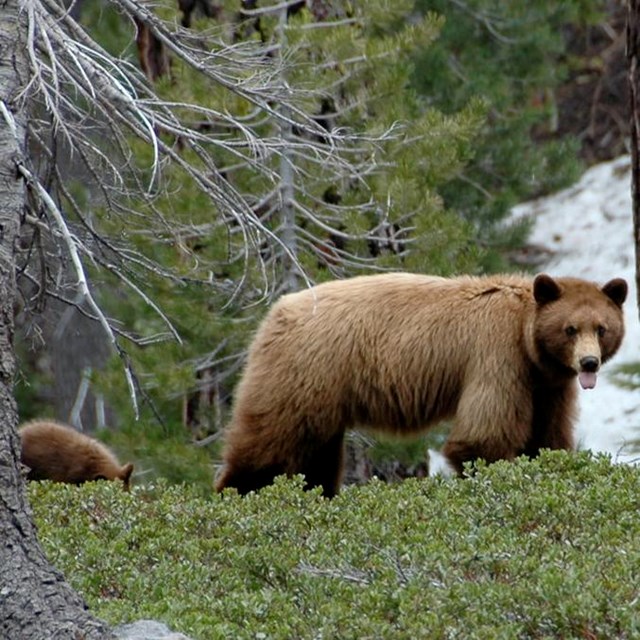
{"left": 579, "top": 355, "right": 600, "bottom": 372}
{"left": 577, "top": 355, "right": 600, "bottom": 390}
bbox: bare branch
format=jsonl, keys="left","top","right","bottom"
{"left": 13, "top": 155, "right": 141, "bottom": 416}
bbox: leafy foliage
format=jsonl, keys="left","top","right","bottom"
{"left": 412, "top": 0, "right": 605, "bottom": 271}
{"left": 31, "top": 451, "right": 640, "bottom": 639}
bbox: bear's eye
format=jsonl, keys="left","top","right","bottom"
{"left": 565, "top": 326, "right": 578, "bottom": 337}
{"left": 597, "top": 325, "right": 607, "bottom": 337}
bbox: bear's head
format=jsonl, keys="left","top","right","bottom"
{"left": 93, "top": 461, "right": 134, "bottom": 490}
{"left": 531, "top": 274, "right": 627, "bottom": 389}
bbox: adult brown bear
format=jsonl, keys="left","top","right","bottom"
{"left": 216, "top": 272, "right": 627, "bottom": 497}
{"left": 19, "top": 420, "right": 134, "bottom": 489}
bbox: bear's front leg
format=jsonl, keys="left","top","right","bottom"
{"left": 524, "top": 383, "right": 577, "bottom": 456}
{"left": 441, "top": 378, "right": 534, "bottom": 475}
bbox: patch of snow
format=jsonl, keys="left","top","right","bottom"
{"left": 427, "top": 448, "right": 457, "bottom": 477}
{"left": 512, "top": 155, "right": 640, "bottom": 461}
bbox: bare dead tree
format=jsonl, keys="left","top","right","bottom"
{"left": 10, "top": 0, "right": 398, "bottom": 412}
{"left": 0, "top": 0, "right": 453, "bottom": 630}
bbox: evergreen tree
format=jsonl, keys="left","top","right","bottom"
{"left": 413, "top": 0, "right": 604, "bottom": 270}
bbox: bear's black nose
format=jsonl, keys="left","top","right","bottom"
{"left": 579, "top": 356, "right": 600, "bottom": 372}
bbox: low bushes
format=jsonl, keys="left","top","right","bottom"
{"left": 30, "top": 450, "right": 640, "bottom": 639}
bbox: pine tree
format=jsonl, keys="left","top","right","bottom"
{"left": 412, "top": 0, "right": 604, "bottom": 270}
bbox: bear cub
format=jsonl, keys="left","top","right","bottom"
{"left": 20, "top": 420, "right": 134, "bottom": 489}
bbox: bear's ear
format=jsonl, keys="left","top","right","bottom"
{"left": 601, "top": 278, "right": 628, "bottom": 308}
{"left": 533, "top": 274, "right": 561, "bottom": 305}
{"left": 120, "top": 462, "right": 134, "bottom": 490}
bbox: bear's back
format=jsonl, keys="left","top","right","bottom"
{"left": 262, "top": 272, "right": 533, "bottom": 363}
{"left": 276, "top": 272, "right": 533, "bottom": 318}
{"left": 239, "top": 272, "right": 535, "bottom": 430}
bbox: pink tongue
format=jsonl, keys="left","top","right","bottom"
{"left": 579, "top": 371, "right": 597, "bottom": 390}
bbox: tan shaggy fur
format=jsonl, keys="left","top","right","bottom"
{"left": 215, "top": 272, "right": 627, "bottom": 497}
{"left": 19, "top": 420, "right": 134, "bottom": 488}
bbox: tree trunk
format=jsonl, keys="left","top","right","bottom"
{"left": 276, "top": 6, "right": 302, "bottom": 295}
{"left": 0, "top": 2, "right": 113, "bottom": 637}
{"left": 628, "top": 0, "right": 640, "bottom": 321}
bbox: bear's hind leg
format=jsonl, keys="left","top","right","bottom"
{"left": 216, "top": 433, "right": 344, "bottom": 497}
{"left": 215, "top": 413, "right": 289, "bottom": 494}
{"left": 300, "top": 431, "right": 346, "bottom": 498}
{"left": 216, "top": 413, "right": 346, "bottom": 496}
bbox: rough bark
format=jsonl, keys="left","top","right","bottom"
{"left": 628, "top": 0, "right": 640, "bottom": 322}
{"left": 0, "top": 2, "right": 113, "bottom": 637}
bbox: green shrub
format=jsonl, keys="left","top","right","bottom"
{"left": 30, "top": 450, "right": 640, "bottom": 639}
